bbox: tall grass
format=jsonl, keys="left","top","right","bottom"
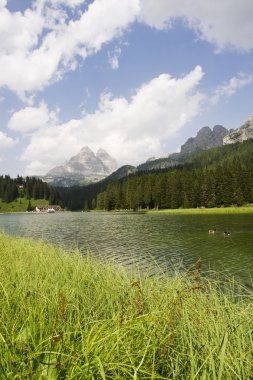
{"left": 148, "top": 206, "right": 253, "bottom": 215}
{"left": 0, "top": 234, "right": 252, "bottom": 379}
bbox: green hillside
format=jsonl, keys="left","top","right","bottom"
{"left": 0, "top": 175, "right": 61, "bottom": 212}
{"left": 184, "top": 139, "right": 253, "bottom": 169}
{"left": 95, "top": 140, "right": 253, "bottom": 211}
{"left": 58, "top": 139, "right": 253, "bottom": 211}
{"left": 0, "top": 198, "right": 49, "bottom": 213}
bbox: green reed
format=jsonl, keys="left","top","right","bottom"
{"left": 0, "top": 234, "right": 252, "bottom": 379}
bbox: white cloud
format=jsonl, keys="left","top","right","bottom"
{"left": 0, "top": 0, "right": 252, "bottom": 102}
{"left": 0, "top": 0, "right": 7, "bottom": 10}
{"left": 139, "top": 0, "right": 253, "bottom": 51}
{"left": 0, "top": 0, "right": 139, "bottom": 100}
{"left": 25, "top": 159, "right": 52, "bottom": 175}
{"left": 211, "top": 73, "right": 253, "bottom": 104}
{"left": 108, "top": 47, "right": 122, "bottom": 70}
{"left": 7, "top": 102, "right": 59, "bottom": 133}
{"left": 0, "top": 6, "right": 43, "bottom": 54}
{"left": 0, "top": 131, "right": 18, "bottom": 149}
{"left": 44, "top": 0, "right": 85, "bottom": 7}
{"left": 18, "top": 66, "right": 204, "bottom": 175}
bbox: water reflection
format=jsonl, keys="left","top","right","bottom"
{"left": 0, "top": 212, "right": 253, "bottom": 282}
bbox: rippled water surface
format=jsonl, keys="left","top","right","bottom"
{"left": 0, "top": 212, "right": 253, "bottom": 281}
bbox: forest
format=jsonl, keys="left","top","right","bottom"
{"left": 97, "top": 141, "right": 253, "bottom": 210}
{"left": 0, "top": 175, "right": 60, "bottom": 205}
{"left": 2, "top": 140, "right": 253, "bottom": 212}
{"left": 59, "top": 139, "right": 253, "bottom": 211}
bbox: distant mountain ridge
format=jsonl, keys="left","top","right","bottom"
{"left": 58, "top": 137, "right": 253, "bottom": 211}
{"left": 44, "top": 125, "right": 230, "bottom": 186}
{"left": 172, "top": 125, "right": 229, "bottom": 158}
{"left": 44, "top": 117, "right": 253, "bottom": 187}
{"left": 223, "top": 116, "right": 253, "bottom": 145}
{"left": 44, "top": 147, "right": 118, "bottom": 187}
{"left": 137, "top": 125, "right": 229, "bottom": 172}
{"left": 106, "top": 117, "right": 253, "bottom": 179}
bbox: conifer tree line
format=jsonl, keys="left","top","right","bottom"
{"left": 96, "top": 161, "right": 252, "bottom": 210}
{"left": 2, "top": 141, "right": 253, "bottom": 211}
{"left": 0, "top": 175, "right": 60, "bottom": 204}
{"left": 38, "top": 139, "right": 253, "bottom": 211}
{"left": 95, "top": 141, "right": 253, "bottom": 211}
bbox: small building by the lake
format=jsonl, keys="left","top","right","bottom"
{"left": 35, "top": 205, "right": 61, "bottom": 212}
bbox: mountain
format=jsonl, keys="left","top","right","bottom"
{"left": 137, "top": 125, "right": 229, "bottom": 172}
{"left": 57, "top": 116, "right": 253, "bottom": 210}
{"left": 170, "top": 125, "right": 229, "bottom": 159}
{"left": 44, "top": 147, "right": 118, "bottom": 187}
{"left": 44, "top": 125, "right": 230, "bottom": 186}
{"left": 137, "top": 156, "right": 179, "bottom": 171}
{"left": 59, "top": 138, "right": 253, "bottom": 211}
{"left": 94, "top": 138, "right": 253, "bottom": 211}
{"left": 223, "top": 116, "right": 253, "bottom": 145}
{"left": 102, "top": 165, "right": 137, "bottom": 182}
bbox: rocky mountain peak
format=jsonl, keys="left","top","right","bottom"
{"left": 223, "top": 116, "right": 253, "bottom": 145}
{"left": 179, "top": 125, "right": 229, "bottom": 157}
{"left": 96, "top": 148, "right": 107, "bottom": 155}
{"left": 80, "top": 146, "right": 93, "bottom": 154}
{"left": 213, "top": 125, "right": 228, "bottom": 134}
{"left": 69, "top": 146, "right": 96, "bottom": 164}
{"left": 46, "top": 146, "right": 118, "bottom": 185}
{"left": 96, "top": 148, "right": 118, "bottom": 173}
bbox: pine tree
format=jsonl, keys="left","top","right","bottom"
{"left": 27, "top": 200, "right": 33, "bottom": 212}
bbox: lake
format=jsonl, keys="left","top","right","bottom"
{"left": 0, "top": 212, "right": 253, "bottom": 283}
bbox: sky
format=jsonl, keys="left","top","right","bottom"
{"left": 1, "top": 0, "right": 253, "bottom": 177}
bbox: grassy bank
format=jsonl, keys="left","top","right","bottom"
{"left": 0, "top": 235, "right": 253, "bottom": 379}
{"left": 148, "top": 206, "right": 253, "bottom": 215}
{"left": 0, "top": 198, "right": 49, "bottom": 213}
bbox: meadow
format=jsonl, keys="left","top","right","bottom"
{"left": 0, "top": 198, "right": 49, "bottom": 213}
{"left": 0, "top": 234, "right": 253, "bottom": 379}
{"left": 148, "top": 206, "right": 253, "bottom": 215}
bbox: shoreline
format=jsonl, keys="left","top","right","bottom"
{"left": 1, "top": 205, "right": 253, "bottom": 215}
{"left": 147, "top": 206, "right": 253, "bottom": 215}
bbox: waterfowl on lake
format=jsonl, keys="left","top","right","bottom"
{"left": 224, "top": 231, "right": 230, "bottom": 236}
{"left": 208, "top": 229, "right": 216, "bottom": 234}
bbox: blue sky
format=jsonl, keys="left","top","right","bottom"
{"left": 0, "top": 0, "right": 253, "bottom": 177}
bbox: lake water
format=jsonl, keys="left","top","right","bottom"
{"left": 0, "top": 212, "right": 253, "bottom": 283}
